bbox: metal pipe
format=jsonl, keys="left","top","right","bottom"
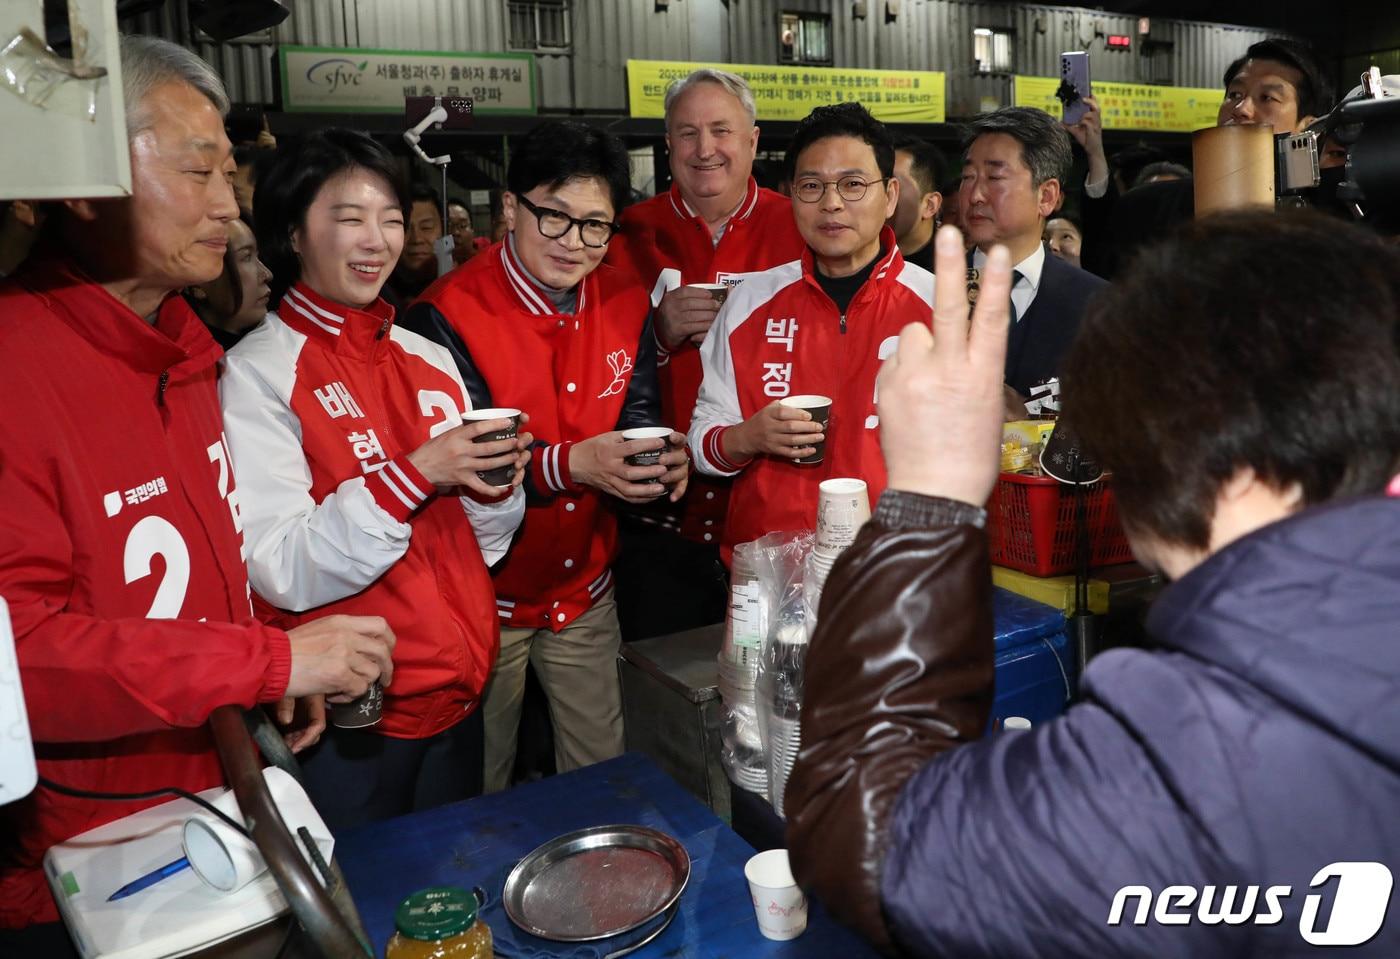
{"left": 208, "top": 705, "right": 372, "bottom": 959}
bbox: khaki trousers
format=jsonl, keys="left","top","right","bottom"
{"left": 482, "top": 586, "right": 625, "bottom": 792}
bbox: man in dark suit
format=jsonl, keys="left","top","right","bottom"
{"left": 959, "top": 107, "right": 1107, "bottom": 401}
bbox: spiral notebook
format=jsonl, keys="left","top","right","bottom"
{"left": 43, "top": 768, "right": 331, "bottom": 959}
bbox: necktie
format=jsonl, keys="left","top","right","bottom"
{"left": 966, "top": 266, "right": 1024, "bottom": 322}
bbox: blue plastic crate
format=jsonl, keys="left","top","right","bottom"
{"left": 989, "top": 587, "right": 1075, "bottom": 731}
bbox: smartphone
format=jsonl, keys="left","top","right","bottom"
{"left": 1059, "top": 51, "right": 1091, "bottom": 125}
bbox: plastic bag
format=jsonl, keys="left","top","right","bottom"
{"left": 750, "top": 530, "right": 812, "bottom": 817}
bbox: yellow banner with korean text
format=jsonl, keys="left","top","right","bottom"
{"left": 627, "top": 59, "right": 945, "bottom": 123}
{"left": 1014, "top": 76, "right": 1221, "bottom": 133}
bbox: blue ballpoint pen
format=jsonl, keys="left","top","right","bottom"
{"left": 106, "top": 856, "right": 191, "bottom": 901}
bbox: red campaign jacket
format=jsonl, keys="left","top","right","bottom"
{"left": 608, "top": 179, "right": 806, "bottom": 543}
{"left": 219, "top": 282, "right": 524, "bottom": 740}
{"left": 405, "top": 240, "right": 658, "bottom": 631}
{"left": 687, "top": 228, "right": 936, "bottom": 562}
{"left": 0, "top": 258, "right": 291, "bottom": 927}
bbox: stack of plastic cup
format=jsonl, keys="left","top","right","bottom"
{"left": 721, "top": 545, "right": 765, "bottom": 672}
{"left": 763, "top": 622, "right": 808, "bottom": 817}
{"left": 719, "top": 544, "right": 768, "bottom": 795}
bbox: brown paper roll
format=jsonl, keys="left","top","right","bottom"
{"left": 1192, "top": 125, "right": 1276, "bottom": 216}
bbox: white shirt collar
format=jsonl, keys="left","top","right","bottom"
{"left": 973, "top": 242, "right": 1046, "bottom": 321}
{"left": 972, "top": 242, "right": 1046, "bottom": 291}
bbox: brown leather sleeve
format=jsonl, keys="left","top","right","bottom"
{"left": 784, "top": 493, "right": 995, "bottom": 954}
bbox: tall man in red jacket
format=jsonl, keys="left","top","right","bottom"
{"left": 405, "top": 120, "right": 689, "bottom": 793}
{"left": 607, "top": 69, "right": 805, "bottom": 639}
{"left": 0, "top": 36, "right": 393, "bottom": 948}
{"left": 689, "top": 102, "right": 935, "bottom": 562}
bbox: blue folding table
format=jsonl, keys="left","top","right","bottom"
{"left": 336, "top": 752, "right": 879, "bottom": 957}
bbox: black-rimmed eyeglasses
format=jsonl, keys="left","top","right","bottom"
{"left": 516, "top": 194, "right": 621, "bottom": 248}
{"left": 792, "top": 175, "right": 889, "bottom": 204}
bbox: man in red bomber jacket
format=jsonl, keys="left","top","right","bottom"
{"left": 606, "top": 68, "right": 806, "bottom": 640}
{"left": 404, "top": 120, "right": 689, "bottom": 793}
{"left": 0, "top": 37, "right": 391, "bottom": 946}
{"left": 688, "top": 103, "right": 935, "bottom": 563}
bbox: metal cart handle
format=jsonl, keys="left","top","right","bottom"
{"left": 208, "top": 705, "right": 372, "bottom": 958}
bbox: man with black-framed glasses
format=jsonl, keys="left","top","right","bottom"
{"left": 689, "top": 102, "right": 936, "bottom": 564}
{"left": 404, "top": 120, "right": 687, "bottom": 792}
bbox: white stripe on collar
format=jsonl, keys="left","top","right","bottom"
{"left": 282, "top": 291, "right": 341, "bottom": 336}
{"left": 872, "top": 243, "right": 901, "bottom": 280}
{"left": 737, "top": 179, "right": 760, "bottom": 220}
{"left": 499, "top": 244, "right": 552, "bottom": 316}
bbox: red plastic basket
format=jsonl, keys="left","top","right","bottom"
{"left": 987, "top": 472, "right": 1133, "bottom": 576}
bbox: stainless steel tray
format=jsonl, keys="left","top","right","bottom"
{"left": 501, "top": 824, "right": 690, "bottom": 942}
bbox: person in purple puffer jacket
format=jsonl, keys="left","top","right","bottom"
{"left": 785, "top": 209, "right": 1400, "bottom": 958}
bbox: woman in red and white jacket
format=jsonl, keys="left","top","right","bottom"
{"left": 220, "top": 130, "right": 528, "bottom": 830}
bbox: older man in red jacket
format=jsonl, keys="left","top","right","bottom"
{"left": 0, "top": 36, "right": 392, "bottom": 951}
{"left": 606, "top": 68, "right": 805, "bottom": 638}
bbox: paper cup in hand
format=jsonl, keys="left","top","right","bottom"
{"left": 687, "top": 282, "right": 729, "bottom": 306}
{"left": 815, "top": 478, "right": 871, "bottom": 554}
{"left": 744, "top": 849, "right": 808, "bottom": 941}
{"left": 461, "top": 407, "right": 522, "bottom": 487}
{"left": 779, "top": 395, "right": 832, "bottom": 464}
{"left": 621, "top": 426, "right": 674, "bottom": 467}
{"left": 330, "top": 680, "right": 383, "bottom": 729}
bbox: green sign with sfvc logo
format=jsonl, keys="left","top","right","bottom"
{"left": 278, "top": 45, "right": 536, "bottom": 114}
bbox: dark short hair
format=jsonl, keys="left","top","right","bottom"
{"left": 960, "top": 107, "right": 1071, "bottom": 188}
{"left": 1045, "top": 210, "right": 1081, "bottom": 234}
{"left": 506, "top": 120, "right": 632, "bottom": 215}
{"left": 447, "top": 197, "right": 471, "bottom": 213}
{"left": 232, "top": 143, "right": 274, "bottom": 170}
{"left": 1109, "top": 144, "right": 1170, "bottom": 189}
{"left": 891, "top": 134, "right": 945, "bottom": 197}
{"left": 1062, "top": 209, "right": 1400, "bottom": 551}
{"left": 1132, "top": 161, "right": 1192, "bottom": 189}
{"left": 254, "top": 129, "right": 409, "bottom": 307}
{"left": 785, "top": 102, "right": 895, "bottom": 182}
{"left": 408, "top": 182, "right": 440, "bottom": 211}
{"left": 1223, "top": 38, "right": 1333, "bottom": 122}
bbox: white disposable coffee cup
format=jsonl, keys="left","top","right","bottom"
{"left": 182, "top": 788, "right": 265, "bottom": 893}
{"left": 744, "top": 848, "right": 808, "bottom": 940}
{"left": 181, "top": 769, "right": 330, "bottom": 895}
{"left": 815, "top": 477, "right": 871, "bottom": 553}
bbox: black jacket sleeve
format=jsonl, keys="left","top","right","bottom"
{"left": 399, "top": 302, "right": 494, "bottom": 410}
{"left": 785, "top": 490, "right": 995, "bottom": 954}
{"left": 614, "top": 312, "right": 662, "bottom": 430}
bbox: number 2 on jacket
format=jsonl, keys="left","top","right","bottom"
{"left": 865, "top": 336, "right": 901, "bottom": 429}
{"left": 119, "top": 434, "right": 243, "bottom": 620}
{"left": 123, "top": 515, "right": 190, "bottom": 619}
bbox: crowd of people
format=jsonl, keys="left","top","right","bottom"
{"left": 1, "top": 27, "right": 1396, "bottom": 958}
